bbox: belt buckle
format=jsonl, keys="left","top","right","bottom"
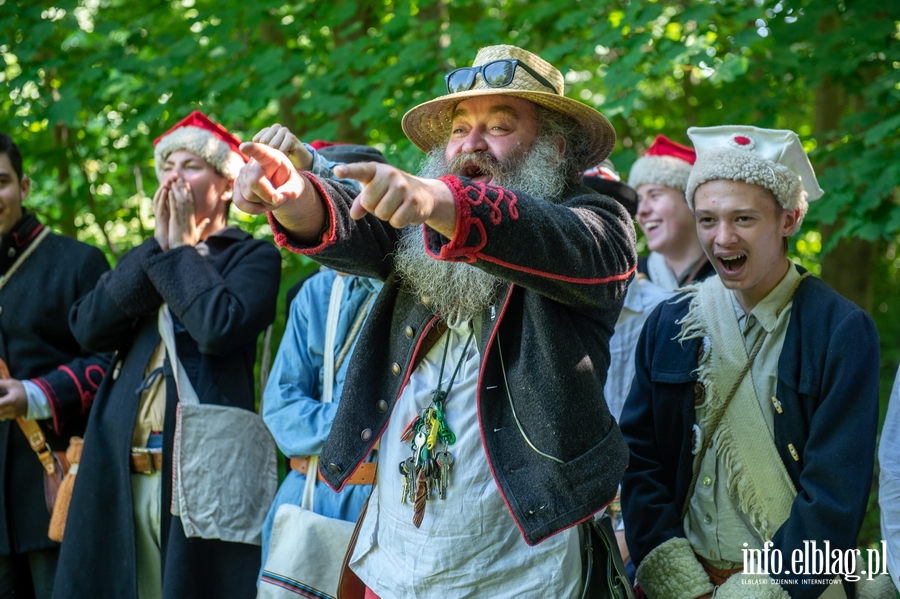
{"left": 131, "top": 446, "right": 155, "bottom": 474}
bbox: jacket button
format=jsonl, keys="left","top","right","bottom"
{"left": 376, "top": 400, "right": 389, "bottom": 413}
{"left": 421, "top": 296, "right": 431, "bottom": 306}
{"left": 327, "top": 463, "right": 343, "bottom": 474}
{"left": 360, "top": 428, "right": 373, "bottom": 441}
{"left": 391, "top": 362, "right": 401, "bottom": 376}
{"left": 788, "top": 443, "right": 800, "bottom": 461}
{"left": 404, "top": 326, "right": 415, "bottom": 339}
{"left": 693, "top": 382, "right": 705, "bottom": 405}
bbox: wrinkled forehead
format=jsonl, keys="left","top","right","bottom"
{"left": 450, "top": 95, "right": 538, "bottom": 123}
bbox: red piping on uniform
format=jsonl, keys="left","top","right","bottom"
{"left": 268, "top": 171, "right": 337, "bottom": 256}
{"left": 477, "top": 255, "right": 636, "bottom": 286}
{"left": 475, "top": 285, "right": 537, "bottom": 541}
{"left": 32, "top": 377, "right": 62, "bottom": 436}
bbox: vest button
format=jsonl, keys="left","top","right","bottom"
{"left": 376, "top": 400, "right": 389, "bottom": 413}
{"left": 404, "top": 326, "right": 415, "bottom": 339}
{"left": 327, "top": 463, "right": 343, "bottom": 474}
{"left": 391, "top": 362, "right": 401, "bottom": 376}
{"left": 360, "top": 428, "right": 372, "bottom": 441}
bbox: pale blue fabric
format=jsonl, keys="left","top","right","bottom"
{"left": 305, "top": 144, "right": 363, "bottom": 194}
{"left": 259, "top": 269, "right": 380, "bottom": 578}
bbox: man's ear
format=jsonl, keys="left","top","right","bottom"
{"left": 554, "top": 135, "right": 567, "bottom": 162}
{"left": 219, "top": 179, "right": 234, "bottom": 203}
{"left": 20, "top": 175, "right": 30, "bottom": 201}
{"left": 781, "top": 207, "right": 800, "bottom": 237}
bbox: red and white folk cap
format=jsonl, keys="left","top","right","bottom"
{"left": 153, "top": 110, "right": 246, "bottom": 181}
{"left": 627, "top": 134, "right": 696, "bottom": 193}
{"left": 685, "top": 125, "right": 824, "bottom": 233}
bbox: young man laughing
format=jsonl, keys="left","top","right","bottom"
{"left": 620, "top": 126, "right": 880, "bottom": 599}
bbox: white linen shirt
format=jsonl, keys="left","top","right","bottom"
{"left": 350, "top": 322, "right": 582, "bottom": 598}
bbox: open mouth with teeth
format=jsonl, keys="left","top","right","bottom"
{"left": 643, "top": 220, "right": 661, "bottom": 232}
{"left": 718, "top": 254, "right": 747, "bottom": 274}
{"left": 460, "top": 163, "right": 493, "bottom": 183}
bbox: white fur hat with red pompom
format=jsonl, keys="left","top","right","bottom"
{"left": 627, "top": 134, "right": 696, "bottom": 193}
{"left": 153, "top": 110, "right": 246, "bottom": 181}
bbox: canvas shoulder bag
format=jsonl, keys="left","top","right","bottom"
{"left": 159, "top": 304, "right": 277, "bottom": 545}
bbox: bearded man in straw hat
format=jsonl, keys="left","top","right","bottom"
{"left": 620, "top": 126, "right": 887, "bottom": 599}
{"left": 234, "top": 45, "right": 636, "bottom": 597}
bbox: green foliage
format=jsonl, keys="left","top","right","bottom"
{"left": 3, "top": 0, "right": 898, "bottom": 259}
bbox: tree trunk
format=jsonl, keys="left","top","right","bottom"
{"left": 813, "top": 11, "right": 874, "bottom": 314}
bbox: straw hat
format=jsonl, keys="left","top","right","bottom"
{"left": 402, "top": 45, "right": 616, "bottom": 166}
{"left": 153, "top": 110, "right": 246, "bottom": 181}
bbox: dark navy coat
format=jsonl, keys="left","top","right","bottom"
{"left": 0, "top": 213, "right": 109, "bottom": 555}
{"left": 620, "top": 272, "right": 880, "bottom": 599}
{"left": 53, "top": 229, "right": 280, "bottom": 599}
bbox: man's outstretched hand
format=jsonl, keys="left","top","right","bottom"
{"left": 233, "top": 142, "right": 306, "bottom": 214}
{"left": 334, "top": 162, "right": 456, "bottom": 238}
{"left": 233, "top": 143, "right": 326, "bottom": 243}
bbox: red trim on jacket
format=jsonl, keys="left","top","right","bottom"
{"left": 12, "top": 222, "right": 44, "bottom": 248}
{"left": 479, "top": 255, "right": 637, "bottom": 285}
{"left": 426, "top": 176, "right": 519, "bottom": 263}
{"left": 324, "top": 313, "right": 444, "bottom": 494}
{"left": 268, "top": 171, "right": 337, "bottom": 255}
{"left": 32, "top": 377, "right": 62, "bottom": 436}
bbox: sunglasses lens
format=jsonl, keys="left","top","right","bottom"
{"left": 447, "top": 69, "right": 476, "bottom": 93}
{"left": 483, "top": 61, "right": 515, "bottom": 88}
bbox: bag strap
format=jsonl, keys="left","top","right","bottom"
{"left": 679, "top": 271, "right": 812, "bottom": 519}
{"left": 0, "top": 229, "right": 59, "bottom": 476}
{"left": 0, "top": 226, "right": 51, "bottom": 291}
{"left": 157, "top": 304, "right": 199, "bottom": 406}
{"left": 302, "top": 274, "right": 347, "bottom": 511}
{"left": 257, "top": 324, "right": 274, "bottom": 414}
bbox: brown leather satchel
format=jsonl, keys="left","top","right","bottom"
{"left": 0, "top": 359, "right": 70, "bottom": 515}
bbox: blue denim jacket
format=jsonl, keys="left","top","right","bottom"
{"left": 260, "top": 268, "right": 381, "bottom": 574}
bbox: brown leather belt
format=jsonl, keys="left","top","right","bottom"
{"left": 290, "top": 457, "right": 375, "bottom": 485}
{"left": 696, "top": 554, "right": 742, "bottom": 586}
{"left": 130, "top": 449, "right": 164, "bottom": 474}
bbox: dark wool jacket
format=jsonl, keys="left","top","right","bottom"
{"left": 53, "top": 229, "right": 280, "bottom": 599}
{"left": 620, "top": 272, "right": 879, "bottom": 599}
{"left": 270, "top": 173, "right": 637, "bottom": 545}
{"left": 0, "top": 213, "right": 110, "bottom": 555}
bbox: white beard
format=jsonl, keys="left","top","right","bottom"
{"left": 393, "top": 229, "right": 500, "bottom": 328}
{"left": 393, "top": 135, "right": 569, "bottom": 327}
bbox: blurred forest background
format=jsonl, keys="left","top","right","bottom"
{"left": 2, "top": 0, "right": 899, "bottom": 547}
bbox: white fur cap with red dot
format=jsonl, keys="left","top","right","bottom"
{"left": 685, "top": 126, "right": 823, "bottom": 233}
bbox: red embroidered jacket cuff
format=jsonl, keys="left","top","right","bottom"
{"left": 424, "top": 176, "right": 519, "bottom": 263}
{"left": 268, "top": 171, "right": 338, "bottom": 255}
{"left": 33, "top": 358, "right": 108, "bottom": 436}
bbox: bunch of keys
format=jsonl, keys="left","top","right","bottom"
{"left": 398, "top": 404, "right": 456, "bottom": 525}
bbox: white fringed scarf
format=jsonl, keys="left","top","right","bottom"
{"left": 675, "top": 276, "right": 798, "bottom": 541}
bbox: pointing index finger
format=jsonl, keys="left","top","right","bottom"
{"left": 333, "top": 161, "right": 378, "bottom": 185}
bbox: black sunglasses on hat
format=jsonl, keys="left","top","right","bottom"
{"left": 444, "top": 59, "right": 559, "bottom": 95}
